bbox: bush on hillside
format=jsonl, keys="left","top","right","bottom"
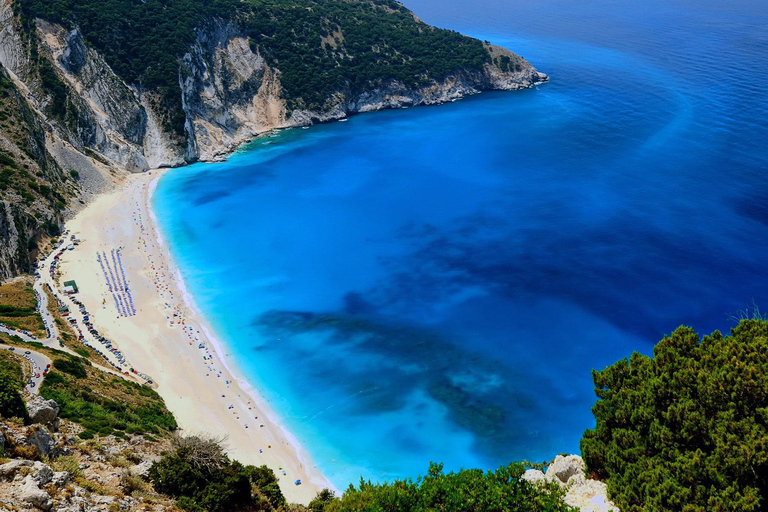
{"left": 149, "top": 434, "right": 286, "bottom": 512}
{"left": 317, "top": 462, "right": 574, "bottom": 512}
{"left": 581, "top": 319, "right": 768, "bottom": 511}
{"left": 52, "top": 356, "right": 88, "bottom": 378}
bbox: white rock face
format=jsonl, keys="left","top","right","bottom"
{"left": 546, "top": 454, "right": 587, "bottom": 485}
{"left": 565, "top": 479, "right": 620, "bottom": 512}
{"left": 129, "top": 460, "right": 153, "bottom": 479}
{"left": 51, "top": 470, "right": 70, "bottom": 487}
{"left": 31, "top": 463, "right": 53, "bottom": 486}
{"left": 523, "top": 455, "right": 620, "bottom": 512}
{"left": 522, "top": 468, "right": 548, "bottom": 485}
{"left": 180, "top": 23, "right": 289, "bottom": 162}
{"left": 0, "top": 459, "right": 34, "bottom": 479}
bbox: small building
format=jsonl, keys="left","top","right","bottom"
{"left": 63, "top": 280, "right": 79, "bottom": 294}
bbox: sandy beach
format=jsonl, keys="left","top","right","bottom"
{"left": 56, "top": 170, "right": 333, "bottom": 504}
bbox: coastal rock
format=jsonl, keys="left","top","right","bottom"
{"left": 546, "top": 454, "right": 586, "bottom": 485}
{"left": 565, "top": 478, "right": 620, "bottom": 512}
{"left": 26, "top": 395, "right": 60, "bottom": 429}
{"left": 129, "top": 461, "right": 153, "bottom": 479}
{"left": 31, "top": 462, "right": 54, "bottom": 486}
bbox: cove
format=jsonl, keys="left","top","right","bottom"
{"left": 152, "top": 0, "right": 768, "bottom": 488}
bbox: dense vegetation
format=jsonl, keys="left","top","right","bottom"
{"left": 149, "top": 436, "right": 573, "bottom": 512}
{"left": 18, "top": 0, "right": 493, "bottom": 133}
{"left": 314, "top": 462, "right": 574, "bottom": 512}
{"left": 41, "top": 352, "right": 177, "bottom": 440}
{"left": 581, "top": 319, "right": 768, "bottom": 511}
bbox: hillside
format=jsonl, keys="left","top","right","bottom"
{"left": 0, "top": 0, "right": 545, "bottom": 280}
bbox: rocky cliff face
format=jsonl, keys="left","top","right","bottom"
{"left": 0, "top": 2, "right": 546, "bottom": 170}
{"left": 0, "top": 0, "right": 546, "bottom": 279}
{"left": 180, "top": 22, "right": 546, "bottom": 161}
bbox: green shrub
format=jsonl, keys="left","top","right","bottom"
{"left": 244, "top": 464, "right": 286, "bottom": 510}
{"left": 581, "top": 319, "right": 768, "bottom": 511}
{"left": 0, "top": 371, "right": 26, "bottom": 420}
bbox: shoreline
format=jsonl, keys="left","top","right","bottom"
{"left": 57, "top": 168, "right": 335, "bottom": 504}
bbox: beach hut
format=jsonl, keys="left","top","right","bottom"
{"left": 63, "top": 280, "right": 79, "bottom": 294}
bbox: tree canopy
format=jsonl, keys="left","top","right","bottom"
{"left": 314, "top": 462, "right": 575, "bottom": 512}
{"left": 581, "top": 319, "right": 768, "bottom": 511}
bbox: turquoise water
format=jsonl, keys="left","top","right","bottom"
{"left": 153, "top": 0, "right": 768, "bottom": 487}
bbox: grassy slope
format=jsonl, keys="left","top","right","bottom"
{"left": 0, "top": 331, "right": 177, "bottom": 440}
{"left": 0, "top": 277, "right": 44, "bottom": 336}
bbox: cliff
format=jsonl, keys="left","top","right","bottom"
{"left": 0, "top": 0, "right": 546, "bottom": 279}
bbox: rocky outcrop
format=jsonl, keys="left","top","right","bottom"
{"left": 180, "top": 22, "right": 289, "bottom": 161}
{"left": 523, "top": 455, "right": 619, "bottom": 512}
{"left": 0, "top": 418, "right": 176, "bottom": 511}
{"left": 178, "top": 22, "right": 546, "bottom": 162}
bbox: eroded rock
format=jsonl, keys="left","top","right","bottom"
{"left": 546, "top": 454, "right": 586, "bottom": 485}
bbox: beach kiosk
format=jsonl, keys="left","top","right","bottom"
{"left": 63, "top": 280, "right": 79, "bottom": 294}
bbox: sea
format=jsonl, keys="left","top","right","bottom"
{"left": 152, "top": 0, "right": 768, "bottom": 488}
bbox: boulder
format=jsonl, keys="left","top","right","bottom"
{"left": 521, "top": 468, "right": 547, "bottom": 486}
{"left": 129, "top": 460, "right": 153, "bottom": 479}
{"left": 567, "top": 472, "right": 587, "bottom": 487}
{"left": 31, "top": 462, "right": 53, "bottom": 485}
{"left": 17, "top": 475, "right": 52, "bottom": 511}
{"left": 25, "top": 395, "right": 60, "bottom": 430}
{"left": 27, "top": 426, "right": 56, "bottom": 458}
{"left": 0, "top": 427, "right": 5, "bottom": 453}
{"left": 546, "top": 454, "right": 586, "bottom": 485}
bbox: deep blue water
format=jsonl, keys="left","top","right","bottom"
{"left": 153, "top": 0, "right": 768, "bottom": 487}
